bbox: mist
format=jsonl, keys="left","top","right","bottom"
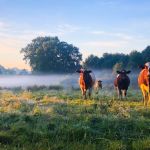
{"left": 0, "top": 70, "right": 140, "bottom": 89}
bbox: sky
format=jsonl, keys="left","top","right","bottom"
{"left": 0, "top": 0, "right": 150, "bottom": 70}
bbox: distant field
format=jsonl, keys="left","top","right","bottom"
{"left": 0, "top": 86, "right": 150, "bottom": 150}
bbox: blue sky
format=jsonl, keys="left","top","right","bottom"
{"left": 0, "top": 0, "right": 150, "bottom": 69}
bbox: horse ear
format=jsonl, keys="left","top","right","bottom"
{"left": 76, "top": 70, "right": 81, "bottom": 73}
{"left": 126, "top": 70, "right": 131, "bottom": 74}
{"left": 117, "top": 71, "right": 121, "bottom": 74}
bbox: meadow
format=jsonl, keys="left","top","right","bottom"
{"left": 0, "top": 85, "right": 150, "bottom": 150}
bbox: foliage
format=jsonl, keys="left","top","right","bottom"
{"left": 142, "top": 46, "right": 150, "bottom": 62}
{"left": 84, "top": 55, "right": 100, "bottom": 69}
{"left": 84, "top": 46, "right": 150, "bottom": 70}
{"left": 128, "top": 50, "right": 144, "bottom": 69}
{"left": 21, "top": 36, "right": 82, "bottom": 73}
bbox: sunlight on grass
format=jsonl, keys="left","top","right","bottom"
{"left": 0, "top": 89, "right": 150, "bottom": 149}
{"left": 69, "top": 99, "right": 95, "bottom": 106}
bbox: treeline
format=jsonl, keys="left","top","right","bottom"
{"left": 0, "top": 65, "right": 29, "bottom": 75}
{"left": 21, "top": 36, "right": 150, "bottom": 73}
{"left": 84, "top": 46, "right": 150, "bottom": 70}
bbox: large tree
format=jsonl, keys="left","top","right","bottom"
{"left": 21, "top": 36, "right": 82, "bottom": 73}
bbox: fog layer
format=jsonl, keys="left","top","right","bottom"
{"left": 0, "top": 70, "right": 140, "bottom": 89}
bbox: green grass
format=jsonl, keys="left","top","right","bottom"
{"left": 0, "top": 88, "right": 149, "bottom": 150}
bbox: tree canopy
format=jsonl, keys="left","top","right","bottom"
{"left": 21, "top": 36, "right": 150, "bottom": 72}
{"left": 84, "top": 46, "right": 150, "bottom": 70}
{"left": 21, "top": 36, "right": 82, "bottom": 73}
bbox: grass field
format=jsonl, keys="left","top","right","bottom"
{"left": 0, "top": 86, "right": 150, "bottom": 150}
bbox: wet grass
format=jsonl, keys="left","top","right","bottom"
{"left": 0, "top": 88, "right": 149, "bottom": 149}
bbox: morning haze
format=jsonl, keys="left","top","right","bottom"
{"left": 1, "top": 1, "right": 150, "bottom": 149}
{"left": 0, "top": 0, "right": 150, "bottom": 70}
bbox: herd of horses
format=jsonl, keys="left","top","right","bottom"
{"left": 76, "top": 62, "right": 150, "bottom": 106}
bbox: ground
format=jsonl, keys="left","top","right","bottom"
{"left": 0, "top": 86, "right": 150, "bottom": 150}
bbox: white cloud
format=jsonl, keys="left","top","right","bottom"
{"left": 78, "top": 36, "right": 150, "bottom": 60}
{"left": 80, "top": 40, "right": 128, "bottom": 51}
{"left": 0, "top": 22, "right": 81, "bottom": 41}
{"left": 0, "top": 21, "right": 10, "bottom": 29}
{"left": 90, "top": 30, "right": 134, "bottom": 41}
{"left": 90, "top": 31, "right": 106, "bottom": 35}
{"left": 0, "top": 21, "right": 149, "bottom": 69}
{"left": 0, "top": 22, "right": 82, "bottom": 69}
{"left": 57, "top": 24, "right": 81, "bottom": 35}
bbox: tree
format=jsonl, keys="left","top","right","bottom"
{"left": 84, "top": 53, "right": 129, "bottom": 69}
{"left": 84, "top": 55, "right": 100, "bottom": 69}
{"left": 142, "top": 46, "right": 150, "bottom": 63}
{"left": 128, "top": 50, "right": 144, "bottom": 69}
{"left": 21, "top": 36, "right": 82, "bottom": 73}
{"left": 100, "top": 53, "right": 128, "bottom": 69}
